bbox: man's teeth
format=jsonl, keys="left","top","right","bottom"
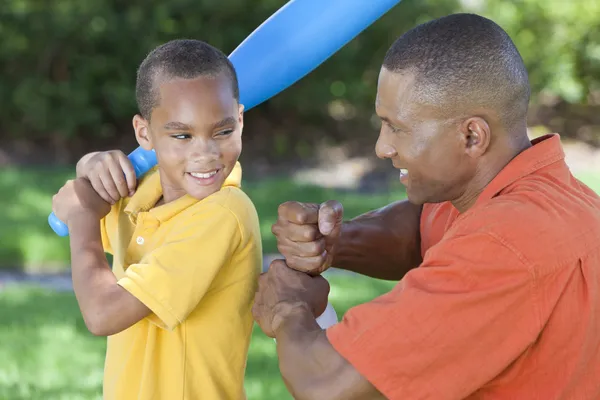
{"left": 190, "top": 171, "right": 217, "bottom": 179}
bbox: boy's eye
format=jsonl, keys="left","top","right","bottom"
{"left": 172, "top": 133, "right": 191, "bottom": 140}
{"left": 216, "top": 129, "right": 234, "bottom": 137}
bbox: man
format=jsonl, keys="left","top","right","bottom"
{"left": 251, "top": 13, "right": 600, "bottom": 400}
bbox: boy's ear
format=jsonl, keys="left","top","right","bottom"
{"left": 238, "top": 103, "right": 245, "bottom": 132}
{"left": 133, "top": 114, "right": 153, "bottom": 150}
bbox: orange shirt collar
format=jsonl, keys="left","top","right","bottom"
{"left": 475, "top": 133, "right": 565, "bottom": 206}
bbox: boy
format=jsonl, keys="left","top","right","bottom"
{"left": 52, "top": 39, "right": 262, "bottom": 399}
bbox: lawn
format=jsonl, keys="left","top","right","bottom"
{"left": 0, "top": 166, "right": 406, "bottom": 271}
{"left": 1, "top": 165, "right": 599, "bottom": 271}
{"left": 0, "top": 275, "right": 396, "bottom": 400}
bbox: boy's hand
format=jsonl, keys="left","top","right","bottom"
{"left": 77, "top": 150, "right": 137, "bottom": 204}
{"left": 271, "top": 200, "right": 344, "bottom": 276}
{"left": 52, "top": 178, "right": 111, "bottom": 224}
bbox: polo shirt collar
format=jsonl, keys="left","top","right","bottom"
{"left": 475, "top": 133, "right": 565, "bottom": 206}
{"left": 124, "top": 162, "right": 242, "bottom": 224}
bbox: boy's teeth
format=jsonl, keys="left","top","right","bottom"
{"left": 400, "top": 169, "right": 408, "bottom": 175}
{"left": 190, "top": 171, "right": 217, "bottom": 179}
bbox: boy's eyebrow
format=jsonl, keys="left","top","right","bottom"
{"left": 210, "top": 116, "right": 237, "bottom": 130}
{"left": 163, "top": 121, "right": 193, "bottom": 131}
{"left": 162, "top": 117, "right": 237, "bottom": 131}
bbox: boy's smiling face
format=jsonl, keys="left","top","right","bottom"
{"left": 134, "top": 73, "right": 243, "bottom": 203}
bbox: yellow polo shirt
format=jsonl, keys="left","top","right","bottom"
{"left": 99, "top": 162, "right": 262, "bottom": 400}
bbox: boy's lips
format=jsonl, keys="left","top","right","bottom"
{"left": 189, "top": 170, "right": 218, "bottom": 179}
{"left": 186, "top": 168, "right": 222, "bottom": 186}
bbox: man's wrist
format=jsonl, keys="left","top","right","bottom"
{"left": 272, "top": 301, "right": 319, "bottom": 339}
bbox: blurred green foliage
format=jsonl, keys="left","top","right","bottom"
{"left": 1, "top": 0, "right": 598, "bottom": 142}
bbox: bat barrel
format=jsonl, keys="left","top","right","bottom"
{"left": 231, "top": 0, "right": 401, "bottom": 110}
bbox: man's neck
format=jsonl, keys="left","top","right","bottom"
{"left": 452, "top": 132, "right": 532, "bottom": 213}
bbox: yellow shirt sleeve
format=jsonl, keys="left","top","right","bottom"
{"left": 117, "top": 202, "right": 243, "bottom": 331}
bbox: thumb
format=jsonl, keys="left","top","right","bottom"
{"left": 318, "top": 200, "right": 344, "bottom": 236}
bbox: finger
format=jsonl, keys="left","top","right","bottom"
{"left": 89, "top": 177, "right": 115, "bottom": 205}
{"left": 313, "top": 274, "right": 331, "bottom": 297}
{"left": 318, "top": 200, "right": 344, "bottom": 236}
{"left": 277, "top": 237, "right": 326, "bottom": 258}
{"left": 97, "top": 168, "right": 121, "bottom": 203}
{"left": 107, "top": 159, "right": 130, "bottom": 199}
{"left": 272, "top": 218, "right": 322, "bottom": 242}
{"left": 278, "top": 201, "right": 320, "bottom": 224}
{"left": 268, "top": 259, "right": 288, "bottom": 271}
{"left": 117, "top": 153, "right": 137, "bottom": 196}
{"left": 285, "top": 253, "right": 328, "bottom": 275}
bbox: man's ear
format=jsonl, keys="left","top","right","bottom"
{"left": 133, "top": 114, "right": 153, "bottom": 151}
{"left": 461, "top": 117, "right": 491, "bottom": 158}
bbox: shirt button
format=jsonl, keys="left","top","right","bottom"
{"left": 136, "top": 236, "right": 144, "bottom": 245}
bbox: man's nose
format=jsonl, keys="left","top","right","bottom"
{"left": 375, "top": 132, "right": 397, "bottom": 160}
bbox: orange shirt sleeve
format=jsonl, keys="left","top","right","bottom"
{"left": 326, "top": 231, "right": 541, "bottom": 399}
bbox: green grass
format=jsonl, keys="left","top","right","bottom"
{"left": 0, "top": 166, "right": 406, "bottom": 270}
{"left": 1, "top": 165, "right": 599, "bottom": 270}
{"left": 0, "top": 275, "right": 396, "bottom": 400}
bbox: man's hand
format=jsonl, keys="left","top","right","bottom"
{"left": 76, "top": 150, "right": 137, "bottom": 204}
{"left": 272, "top": 200, "right": 344, "bottom": 275}
{"left": 252, "top": 259, "right": 330, "bottom": 338}
{"left": 52, "top": 178, "right": 111, "bottom": 225}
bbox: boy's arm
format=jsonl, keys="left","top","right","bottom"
{"left": 69, "top": 212, "right": 151, "bottom": 336}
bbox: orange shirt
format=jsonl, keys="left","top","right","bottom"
{"left": 327, "top": 134, "right": 600, "bottom": 399}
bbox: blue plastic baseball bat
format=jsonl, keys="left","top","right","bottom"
{"left": 49, "top": 0, "right": 402, "bottom": 236}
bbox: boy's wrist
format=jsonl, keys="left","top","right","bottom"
{"left": 67, "top": 209, "right": 102, "bottom": 232}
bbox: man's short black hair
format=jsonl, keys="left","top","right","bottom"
{"left": 383, "top": 13, "right": 530, "bottom": 129}
{"left": 136, "top": 39, "right": 239, "bottom": 120}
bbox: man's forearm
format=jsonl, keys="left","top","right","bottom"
{"left": 332, "top": 200, "right": 423, "bottom": 280}
{"left": 274, "top": 303, "right": 384, "bottom": 400}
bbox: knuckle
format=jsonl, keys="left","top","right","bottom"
{"left": 277, "top": 201, "right": 293, "bottom": 216}
{"left": 303, "top": 226, "right": 319, "bottom": 241}
{"left": 309, "top": 240, "right": 325, "bottom": 255}
{"left": 271, "top": 223, "right": 280, "bottom": 236}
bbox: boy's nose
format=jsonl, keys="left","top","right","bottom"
{"left": 189, "top": 139, "right": 220, "bottom": 161}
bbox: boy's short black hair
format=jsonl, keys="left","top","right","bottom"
{"left": 136, "top": 39, "right": 239, "bottom": 120}
{"left": 383, "top": 13, "right": 530, "bottom": 129}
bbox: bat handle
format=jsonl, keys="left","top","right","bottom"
{"left": 48, "top": 147, "right": 157, "bottom": 237}
{"left": 315, "top": 301, "right": 338, "bottom": 329}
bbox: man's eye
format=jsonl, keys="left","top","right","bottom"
{"left": 387, "top": 123, "right": 401, "bottom": 133}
